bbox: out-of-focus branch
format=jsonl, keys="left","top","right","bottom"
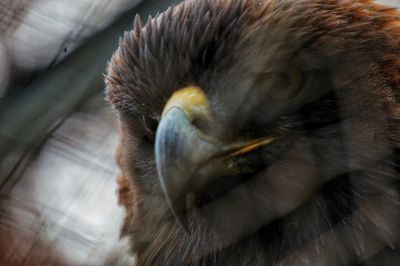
{"left": 0, "top": 0, "right": 182, "bottom": 185}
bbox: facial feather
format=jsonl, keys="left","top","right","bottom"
{"left": 105, "top": 0, "right": 400, "bottom": 265}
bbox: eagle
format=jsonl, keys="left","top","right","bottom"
{"left": 105, "top": 0, "right": 400, "bottom": 265}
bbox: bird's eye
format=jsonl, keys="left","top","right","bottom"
{"left": 273, "top": 69, "right": 303, "bottom": 99}
{"left": 142, "top": 116, "right": 158, "bottom": 143}
{"left": 262, "top": 68, "right": 303, "bottom": 100}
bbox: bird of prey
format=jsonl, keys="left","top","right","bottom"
{"left": 105, "top": 0, "right": 400, "bottom": 265}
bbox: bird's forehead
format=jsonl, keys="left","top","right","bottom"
{"left": 106, "top": 1, "right": 300, "bottom": 110}
{"left": 105, "top": 0, "right": 395, "bottom": 117}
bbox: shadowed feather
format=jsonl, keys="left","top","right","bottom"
{"left": 105, "top": 0, "right": 400, "bottom": 265}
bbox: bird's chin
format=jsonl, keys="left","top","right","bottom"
{"left": 171, "top": 136, "right": 297, "bottom": 235}
{"left": 193, "top": 173, "right": 253, "bottom": 208}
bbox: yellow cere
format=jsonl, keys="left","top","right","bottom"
{"left": 162, "top": 86, "right": 212, "bottom": 121}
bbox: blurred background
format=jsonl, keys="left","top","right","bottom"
{"left": 0, "top": 0, "right": 398, "bottom": 265}
{"left": 0, "top": 0, "right": 181, "bottom": 265}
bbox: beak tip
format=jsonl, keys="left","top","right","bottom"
{"left": 163, "top": 192, "right": 191, "bottom": 234}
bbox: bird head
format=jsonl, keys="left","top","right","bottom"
{"left": 105, "top": 0, "right": 400, "bottom": 265}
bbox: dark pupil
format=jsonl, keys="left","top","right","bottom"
{"left": 276, "top": 72, "right": 291, "bottom": 89}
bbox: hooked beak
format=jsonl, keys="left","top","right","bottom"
{"left": 155, "top": 87, "right": 275, "bottom": 232}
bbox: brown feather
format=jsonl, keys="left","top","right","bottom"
{"left": 105, "top": 0, "right": 400, "bottom": 265}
